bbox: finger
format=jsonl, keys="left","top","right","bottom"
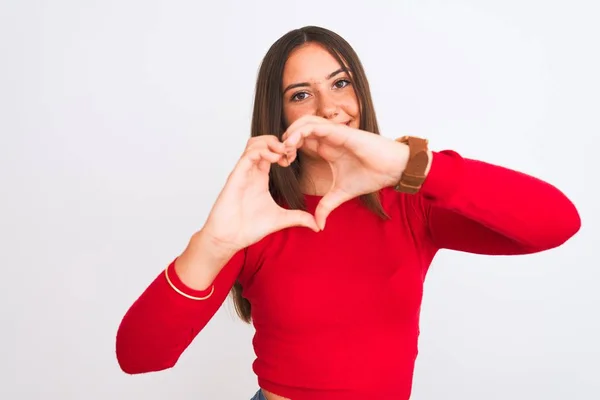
{"left": 261, "top": 136, "right": 295, "bottom": 166}
{"left": 283, "top": 148, "right": 297, "bottom": 164}
{"left": 246, "top": 148, "right": 283, "bottom": 164}
{"left": 264, "top": 140, "right": 293, "bottom": 167}
{"left": 250, "top": 136, "right": 293, "bottom": 167}
{"left": 239, "top": 149, "right": 282, "bottom": 175}
{"left": 276, "top": 154, "right": 288, "bottom": 167}
{"left": 244, "top": 142, "right": 292, "bottom": 168}
{"left": 314, "top": 189, "right": 352, "bottom": 230}
{"left": 264, "top": 136, "right": 287, "bottom": 154}
{"left": 285, "top": 122, "right": 345, "bottom": 149}
{"left": 283, "top": 117, "right": 311, "bottom": 141}
{"left": 247, "top": 135, "right": 286, "bottom": 154}
{"left": 275, "top": 209, "right": 320, "bottom": 233}
{"left": 282, "top": 132, "right": 303, "bottom": 162}
{"left": 284, "top": 115, "right": 330, "bottom": 140}
{"left": 232, "top": 147, "right": 283, "bottom": 183}
{"left": 284, "top": 125, "right": 314, "bottom": 148}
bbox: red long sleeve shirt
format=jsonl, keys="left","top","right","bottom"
{"left": 115, "top": 150, "right": 580, "bottom": 400}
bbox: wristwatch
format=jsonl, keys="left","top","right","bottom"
{"left": 393, "top": 135, "right": 429, "bottom": 194}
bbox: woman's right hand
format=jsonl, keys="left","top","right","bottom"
{"left": 202, "top": 135, "right": 320, "bottom": 254}
{"left": 176, "top": 135, "right": 319, "bottom": 290}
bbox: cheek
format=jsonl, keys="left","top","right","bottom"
{"left": 283, "top": 103, "right": 313, "bottom": 128}
{"left": 344, "top": 93, "right": 360, "bottom": 117}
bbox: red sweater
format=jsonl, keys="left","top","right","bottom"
{"left": 116, "top": 150, "right": 580, "bottom": 400}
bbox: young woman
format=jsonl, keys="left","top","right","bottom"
{"left": 115, "top": 26, "right": 581, "bottom": 400}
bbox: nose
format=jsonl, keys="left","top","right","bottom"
{"left": 316, "top": 91, "right": 339, "bottom": 120}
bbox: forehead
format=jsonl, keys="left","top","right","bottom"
{"left": 282, "top": 42, "right": 345, "bottom": 84}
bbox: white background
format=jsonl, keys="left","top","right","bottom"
{"left": 1, "top": 0, "right": 598, "bottom": 399}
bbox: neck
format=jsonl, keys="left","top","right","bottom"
{"left": 299, "top": 157, "right": 332, "bottom": 196}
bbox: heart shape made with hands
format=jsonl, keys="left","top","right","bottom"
{"left": 280, "top": 115, "right": 409, "bottom": 230}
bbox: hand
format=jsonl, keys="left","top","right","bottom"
{"left": 202, "top": 135, "right": 320, "bottom": 254}
{"left": 282, "top": 115, "right": 411, "bottom": 230}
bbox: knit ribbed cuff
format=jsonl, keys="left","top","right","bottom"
{"left": 419, "top": 150, "right": 465, "bottom": 204}
{"left": 165, "top": 258, "right": 215, "bottom": 298}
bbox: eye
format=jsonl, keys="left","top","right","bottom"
{"left": 291, "top": 91, "right": 310, "bottom": 102}
{"left": 333, "top": 79, "right": 351, "bottom": 89}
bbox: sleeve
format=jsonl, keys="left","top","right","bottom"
{"left": 415, "top": 150, "right": 581, "bottom": 255}
{"left": 115, "top": 249, "right": 246, "bottom": 374}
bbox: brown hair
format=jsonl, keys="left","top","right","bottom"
{"left": 231, "top": 26, "right": 389, "bottom": 323}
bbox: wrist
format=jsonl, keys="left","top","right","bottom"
{"left": 192, "top": 228, "right": 240, "bottom": 261}
{"left": 387, "top": 140, "right": 410, "bottom": 187}
{"left": 388, "top": 136, "right": 433, "bottom": 192}
{"left": 174, "top": 230, "right": 237, "bottom": 291}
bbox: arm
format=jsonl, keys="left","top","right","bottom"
{"left": 115, "top": 231, "right": 245, "bottom": 374}
{"left": 115, "top": 134, "right": 318, "bottom": 374}
{"left": 415, "top": 150, "right": 581, "bottom": 255}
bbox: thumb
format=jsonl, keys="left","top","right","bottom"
{"left": 315, "top": 189, "right": 351, "bottom": 230}
{"left": 275, "top": 209, "right": 320, "bottom": 233}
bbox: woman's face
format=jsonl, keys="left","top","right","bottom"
{"left": 282, "top": 42, "right": 360, "bottom": 133}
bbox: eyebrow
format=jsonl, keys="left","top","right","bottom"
{"left": 282, "top": 68, "right": 348, "bottom": 95}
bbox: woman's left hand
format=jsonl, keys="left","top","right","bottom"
{"left": 282, "top": 115, "right": 415, "bottom": 229}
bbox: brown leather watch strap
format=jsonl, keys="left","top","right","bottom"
{"left": 394, "top": 135, "right": 429, "bottom": 194}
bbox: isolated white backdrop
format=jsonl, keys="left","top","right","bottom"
{"left": 1, "top": 0, "right": 597, "bottom": 399}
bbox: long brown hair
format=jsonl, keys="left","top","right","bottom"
{"left": 231, "top": 26, "right": 389, "bottom": 323}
